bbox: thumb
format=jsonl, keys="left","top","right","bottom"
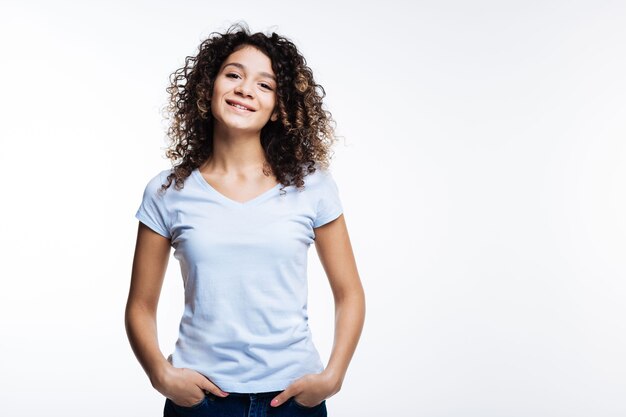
{"left": 270, "top": 384, "right": 298, "bottom": 407}
{"left": 197, "top": 375, "right": 229, "bottom": 397}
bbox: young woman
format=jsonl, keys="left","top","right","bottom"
{"left": 125, "top": 22, "right": 365, "bottom": 417}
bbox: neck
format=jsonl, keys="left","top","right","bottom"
{"left": 204, "top": 123, "right": 268, "bottom": 175}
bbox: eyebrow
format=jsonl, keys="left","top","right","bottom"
{"left": 222, "top": 62, "right": 276, "bottom": 82}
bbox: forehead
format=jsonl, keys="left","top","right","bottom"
{"left": 221, "top": 46, "right": 275, "bottom": 75}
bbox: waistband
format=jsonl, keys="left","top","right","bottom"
{"left": 223, "top": 390, "right": 283, "bottom": 398}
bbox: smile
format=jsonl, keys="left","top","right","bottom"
{"left": 226, "top": 99, "right": 255, "bottom": 112}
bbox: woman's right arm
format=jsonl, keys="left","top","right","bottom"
{"left": 124, "top": 222, "right": 229, "bottom": 406}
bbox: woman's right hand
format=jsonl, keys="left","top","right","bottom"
{"left": 152, "top": 365, "right": 229, "bottom": 407}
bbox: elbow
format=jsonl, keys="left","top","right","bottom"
{"left": 333, "top": 283, "right": 366, "bottom": 308}
{"left": 124, "top": 300, "right": 156, "bottom": 330}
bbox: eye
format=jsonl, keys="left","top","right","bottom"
{"left": 259, "top": 83, "right": 273, "bottom": 91}
{"left": 225, "top": 73, "right": 241, "bottom": 79}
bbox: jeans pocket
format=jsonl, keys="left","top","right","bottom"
{"left": 169, "top": 395, "right": 208, "bottom": 411}
{"left": 291, "top": 397, "right": 326, "bottom": 410}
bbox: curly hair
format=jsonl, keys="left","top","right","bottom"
{"left": 157, "top": 21, "right": 338, "bottom": 195}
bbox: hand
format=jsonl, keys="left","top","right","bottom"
{"left": 270, "top": 371, "right": 339, "bottom": 408}
{"left": 152, "top": 365, "right": 229, "bottom": 407}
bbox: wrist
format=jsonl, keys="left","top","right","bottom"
{"left": 148, "top": 361, "right": 173, "bottom": 390}
{"left": 321, "top": 368, "right": 344, "bottom": 393}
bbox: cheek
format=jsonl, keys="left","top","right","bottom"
{"left": 211, "top": 79, "right": 226, "bottom": 99}
{"left": 209, "top": 84, "right": 223, "bottom": 112}
{"left": 265, "top": 95, "right": 277, "bottom": 112}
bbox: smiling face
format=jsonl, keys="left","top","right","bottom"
{"left": 210, "top": 45, "right": 278, "bottom": 136}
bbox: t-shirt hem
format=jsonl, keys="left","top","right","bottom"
{"left": 135, "top": 211, "right": 171, "bottom": 239}
{"left": 313, "top": 209, "right": 343, "bottom": 228}
{"left": 210, "top": 377, "right": 301, "bottom": 393}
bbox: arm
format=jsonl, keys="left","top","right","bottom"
{"left": 315, "top": 214, "right": 366, "bottom": 390}
{"left": 270, "top": 213, "right": 365, "bottom": 407}
{"left": 124, "top": 222, "right": 172, "bottom": 385}
{"left": 124, "top": 222, "right": 228, "bottom": 406}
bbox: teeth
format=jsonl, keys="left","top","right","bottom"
{"left": 230, "top": 102, "right": 250, "bottom": 111}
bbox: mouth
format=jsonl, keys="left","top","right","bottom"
{"left": 225, "top": 99, "right": 256, "bottom": 112}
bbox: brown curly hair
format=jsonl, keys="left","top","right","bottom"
{"left": 157, "top": 21, "right": 338, "bottom": 195}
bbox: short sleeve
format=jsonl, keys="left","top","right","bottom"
{"left": 313, "top": 170, "right": 344, "bottom": 228}
{"left": 135, "top": 171, "right": 172, "bottom": 239}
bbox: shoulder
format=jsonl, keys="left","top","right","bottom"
{"left": 302, "top": 163, "right": 338, "bottom": 188}
{"left": 145, "top": 167, "right": 174, "bottom": 185}
{"left": 156, "top": 167, "right": 175, "bottom": 183}
{"left": 140, "top": 168, "right": 176, "bottom": 197}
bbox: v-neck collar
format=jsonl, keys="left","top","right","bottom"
{"left": 192, "top": 168, "right": 282, "bottom": 208}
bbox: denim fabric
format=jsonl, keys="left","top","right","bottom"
{"left": 163, "top": 390, "right": 328, "bottom": 417}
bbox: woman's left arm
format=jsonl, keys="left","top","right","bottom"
{"left": 271, "top": 214, "right": 366, "bottom": 407}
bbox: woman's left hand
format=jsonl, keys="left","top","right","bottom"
{"left": 270, "top": 371, "right": 340, "bottom": 408}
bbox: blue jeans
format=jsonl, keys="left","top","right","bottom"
{"left": 163, "top": 390, "right": 328, "bottom": 417}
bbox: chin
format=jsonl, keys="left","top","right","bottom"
{"left": 218, "top": 121, "right": 264, "bottom": 134}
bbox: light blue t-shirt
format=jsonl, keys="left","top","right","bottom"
{"left": 135, "top": 165, "right": 343, "bottom": 393}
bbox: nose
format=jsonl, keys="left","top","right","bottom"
{"left": 234, "top": 80, "right": 254, "bottom": 98}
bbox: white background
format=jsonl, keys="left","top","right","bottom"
{"left": 1, "top": 1, "right": 625, "bottom": 416}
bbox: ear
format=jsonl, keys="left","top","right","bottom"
{"left": 270, "top": 111, "right": 279, "bottom": 122}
